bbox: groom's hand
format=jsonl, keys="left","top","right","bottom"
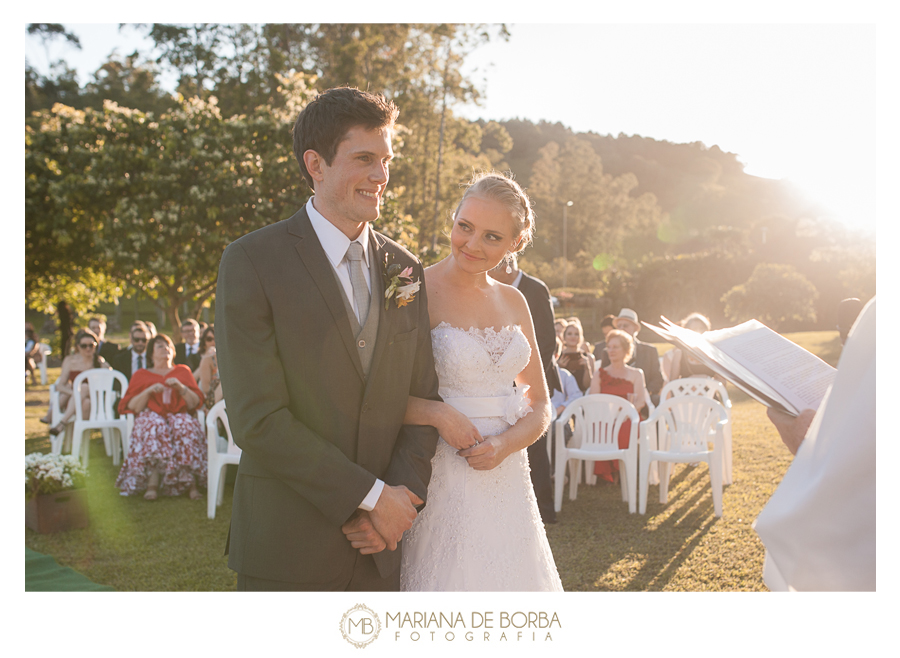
{"left": 341, "top": 511, "right": 387, "bottom": 554}
{"left": 368, "top": 485, "right": 422, "bottom": 551}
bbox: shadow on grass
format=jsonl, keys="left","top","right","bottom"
{"left": 546, "top": 463, "right": 724, "bottom": 591}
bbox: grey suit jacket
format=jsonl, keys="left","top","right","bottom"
{"left": 215, "top": 206, "right": 440, "bottom": 586}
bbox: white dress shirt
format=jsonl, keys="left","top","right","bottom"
{"left": 131, "top": 348, "right": 146, "bottom": 374}
{"left": 306, "top": 197, "right": 372, "bottom": 324}
{"left": 306, "top": 197, "right": 384, "bottom": 511}
{"left": 551, "top": 365, "right": 583, "bottom": 413}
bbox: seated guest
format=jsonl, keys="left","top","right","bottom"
{"left": 599, "top": 308, "right": 664, "bottom": 407}
{"left": 554, "top": 318, "right": 568, "bottom": 342}
{"left": 112, "top": 322, "right": 151, "bottom": 381}
{"left": 551, "top": 338, "right": 583, "bottom": 418}
{"left": 26, "top": 322, "right": 42, "bottom": 385}
{"left": 88, "top": 315, "right": 121, "bottom": 363}
{"left": 549, "top": 337, "right": 583, "bottom": 473}
{"left": 115, "top": 333, "right": 208, "bottom": 501}
{"left": 558, "top": 319, "right": 595, "bottom": 393}
{"left": 592, "top": 314, "right": 617, "bottom": 356}
{"left": 589, "top": 329, "right": 647, "bottom": 483}
{"left": 566, "top": 316, "right": 594, "bottom": 353}
{"left": 175, "top": 318, "right": 202, "bottom": 370}
{"left": 45, "top": 328, "right": 112, "bottom": 435}
{"left": 195, "top": 325, "right": 223, "bottom": 411}
{"left": 660, "top": 312, "right": 719, "bottom": 383}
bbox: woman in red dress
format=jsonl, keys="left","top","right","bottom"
{"left": 116, "top": 333, "right": 207, "bottom": 500}
{"left": 589, "top": 330, "right": 646, "bottom": 483}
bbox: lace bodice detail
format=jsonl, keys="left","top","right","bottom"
{"left": 430, "top": 322, "right": 531, "bottom": 399}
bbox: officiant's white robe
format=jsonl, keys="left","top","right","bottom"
{"left": 753, "top": 297, "right": 875, "bottom": 591}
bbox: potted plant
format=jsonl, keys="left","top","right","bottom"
{"left": 25, "top": 453, "right": 89, "bottom": 533}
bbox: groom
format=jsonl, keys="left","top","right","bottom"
{"left": 215, "top": 87, "right": 441, "bottom": 591}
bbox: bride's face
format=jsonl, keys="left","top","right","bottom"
{"left": 450, "top": 196, "right": 521, "bottom": 274}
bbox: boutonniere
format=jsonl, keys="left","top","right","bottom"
{"left": 382, "top": 253, "right": 421, "bottom": 310}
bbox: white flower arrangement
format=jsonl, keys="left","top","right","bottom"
{"left": 25, "top": 453, "right": 87, "bottom": 498}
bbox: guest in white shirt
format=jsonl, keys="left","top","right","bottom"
{"left": 549, "top": 338, "right": 584, "bottom": 470}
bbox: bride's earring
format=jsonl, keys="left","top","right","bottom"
{"left": 505, "top": 253, "right": 512, "bottom": 274}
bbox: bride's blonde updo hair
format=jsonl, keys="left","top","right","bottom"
{"left": 454, "top": 171, "right": 535, "bottom": 254}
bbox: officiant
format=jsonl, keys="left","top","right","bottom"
{"left": 754, "top": 297, "right": 875, "bottom": 591}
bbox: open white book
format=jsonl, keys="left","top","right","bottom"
{"left": 645, "top": 317, "right": 836, "bottom": 416}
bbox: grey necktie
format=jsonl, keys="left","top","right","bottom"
{"left": 346, "top": 241, "right": 370, "bottom": 326}
{"left": 137, "top": 353, "right": 143, "bottom": 370}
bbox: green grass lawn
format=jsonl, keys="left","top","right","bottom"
{"left": 24, "top": 331, "right": 842, "bottom": 591}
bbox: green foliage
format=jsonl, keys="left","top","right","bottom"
{"left": 721, "top": 263, "right": 819, "bottom": 330}
{"left": 26, "top": 268, "right": 122, "bottom": 319}
{"left": 527, "top": 137, "right": 666, "bottom": 267}
{"left": 25, "top": 74, "right": 315, "bottom": 328}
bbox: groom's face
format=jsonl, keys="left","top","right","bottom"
{"left": 310, "top": 125, "right": 393, "bottom": 237}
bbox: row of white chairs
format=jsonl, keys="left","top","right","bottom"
{"left": 48, "top": 369, "right": 241, "bottom": 519}
{"left": 551, "top": 376, "right": 733, "bottom": 517}
{"left": 48, "top": 368, "right": 214, "bottom": 480}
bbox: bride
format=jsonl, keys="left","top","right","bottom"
{"left": 399, "top": 171, "right": 562, "bottom": 591}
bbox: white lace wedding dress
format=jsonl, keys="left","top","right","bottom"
{"left": 400, "top": 323, "right": 563, "bottom": 591}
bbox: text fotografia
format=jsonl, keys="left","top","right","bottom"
{"left": 386, "top": 611, "right": 561, "bottom": 642}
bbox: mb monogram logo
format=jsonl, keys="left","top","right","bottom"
{"left": 340, "top": 604, "right": 382, "bottom": 648}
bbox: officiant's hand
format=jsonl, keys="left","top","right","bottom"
{"left": 341, "top": 511, "right": 386, "bottom": 555}
{"left": 767, "top": 408, "right": 816, "bottom": 456}
{"left": 369, "top": 485, "right": 422, "bottom": 551}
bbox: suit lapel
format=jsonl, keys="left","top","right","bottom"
{"left": 288, "top": 208, "right": 365, "bottom": 382}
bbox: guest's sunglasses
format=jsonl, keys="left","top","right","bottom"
{"left": 132, "top": 337, "right": 147, "bottom": 343}
{"left": 79, "top": 342, "right": 96, "bottom": 349}
{"left": 204, "top": 336, "right": 215, "bottom": 342}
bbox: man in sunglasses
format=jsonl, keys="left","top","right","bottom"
{"left": 112, "top": 321, "right": 151, "bottom": 381}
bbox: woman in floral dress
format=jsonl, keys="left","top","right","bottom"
{"left": 116, "top": 333, "right": 207, "bottom": 500}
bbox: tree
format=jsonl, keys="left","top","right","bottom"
{"left": 527, "top": 137, "right": 666, "bottom": 269}
{"left": 82, "top": 53, "right": 176, "bottom": 116}
{"left": 25, "top": 73, "right": 315, "bottom": 330}
{"left": 721, "top": 263, "right": 819, "bottom": 330}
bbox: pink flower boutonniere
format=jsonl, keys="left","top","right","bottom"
{"left": 382, "top": 253, "right": 421, "bottom": 310}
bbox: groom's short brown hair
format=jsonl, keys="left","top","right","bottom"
{"left": 292, "top": 87, "right": 399, "bottom": 189}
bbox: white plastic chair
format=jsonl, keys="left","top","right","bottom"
{"left": 660, "top": 376, "right": 734, "bottom": 484}
{"left": 71, "top": 369, "right": 130, "bottom": 466}
{"left": 48, "top": 382, "right": 73, "bottom": 455}
{"left": 37, "top": 342, "right": 52, "bottom": 385}
{"left": 639, "top": 396, "right": 728, "bottom": 517}
{"left": 206, "top": 400, "right": 240, "bottom": 519}
{"left": 553, "top": 394, "right": 640, "bottom": 513}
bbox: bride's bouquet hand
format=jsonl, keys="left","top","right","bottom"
{"left": 438, "top": 404, "right": 484, "bottom": 450}
{"left": 458, "top": 435, "right": 510, "bottom": 471}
